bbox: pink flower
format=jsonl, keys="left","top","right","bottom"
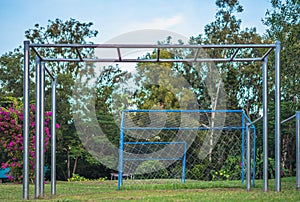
{"left": 1, "top": 163, "right": 7, "bottom": 169}
{"left": 0, "top": 104, "right": 55, "bottom": 183}
{"left": 7, "top": 175, "right": 14, "bottom": 180}
{"left": 45, "top": 111, "right": 52, "bottom": 116}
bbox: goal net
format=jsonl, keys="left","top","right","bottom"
{"left": 118, "top": 109, "right": 256, "bottom": 189}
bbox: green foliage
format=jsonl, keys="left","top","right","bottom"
{"left": 222, "top": 155, "right": 241, "bottom": 180}
{"left": 210, "top": 155, "right": 241, "bottom": 181}
{"left": 188, "top": 164, "right": 208, "bottom": 180}
{"left": 0, "top": 49, "right": 24, "bottom": 99}
{"left": 0, "top": 98, "right": 56, "bottom": 182}
{"left": 263, "top": 0, "right": 300, "bottom": 102}
{"left": 260, "top": 0, "right": 300, "bottom": 178}
{"left": 255, "top": 148, "right": 276, "bottom": 179}
{"left": 68, "top": 174, "right": 87, "bottom": 182}
{"left": 67, "top": 173, "right": 106, "bottom": 182}
{"left": 211, "top": 170, "right": 230, "bottom": 181}
{"left": 24, "top": 18, "right": 99, "bottom": 180}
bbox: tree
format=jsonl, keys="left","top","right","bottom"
{"left": 0, "top": 97, "right": 58, "bottom": 182}
{"left": 189, "top": 0, "right": 264, "bottom": 164}
{"left": 0, "top": 18, "right": 101, "bottom": 180}
{"left": 190, "top": 0, "right": 265, "bottom": 114}
{"left": 263, "top": 0, "right": 300, "bottom": 176}
{"left": 263, "top": 0, "right": 300, "bottom": 102}
{"left": 0, "top": 48, "right": 25, "bottom": 99}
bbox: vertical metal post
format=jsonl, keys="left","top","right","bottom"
{"left": 263, "top": 56, "right": 268, "bottom": 191}
{"left": 23, "top": 40, "right": 30, "bottom": 200}
{"left": 35, "top": 57, "right": 41, "bottom": 198}
{"left": 118, "top": 111, "right": 125, "bottom": 190}
{"left": 182, "top": 142, "right": 187, "bottom": 183}
{"left": 51, "top": 77, "right": 57, "bottom": 195}
{"left": 252, "top": 126, "right": 257, "bottom": 187}
{"left": 296, "top": 111, "right": 300, "bottom": 190}
{"left": 246, "top": 123, "right": 251, "bottom": 191}
{"left": 241, "top": 112, "right": 245, "bottom": 183}
{"left": 39, "top": 62, "right": 45, "bottom": 196}
{"left": 275, "top": 41, "right": 281, "bottom": 192}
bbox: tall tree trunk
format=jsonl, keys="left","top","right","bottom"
{"left": 209, "top": 79, "right": 222, "bottom": 162}
{"left": 72, "top": 157, "right": 78, "bottom": 176}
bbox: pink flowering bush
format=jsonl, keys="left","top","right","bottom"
{"left": 0, "top": 101, "right": 59, "bottom": 182}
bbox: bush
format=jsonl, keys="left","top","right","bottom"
{"left": 68, "top": 174, "right": 106, "bottom": 182}
{"left": 0, "top": 100, "right": 59, "bottom": 182}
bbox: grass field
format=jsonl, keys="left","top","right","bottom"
{"left": 0, "top": 177, "right": 300, "bottom": 201}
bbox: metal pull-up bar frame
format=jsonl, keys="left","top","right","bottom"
{"left": 23, "top": 41, "right": 281, "bottom": 200}
{"left": 30, "top": 43, "right": 274, "bottom": 63}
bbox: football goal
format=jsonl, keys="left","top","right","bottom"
{"left": 118, "top": 109, "right": 256, "bottom": 189}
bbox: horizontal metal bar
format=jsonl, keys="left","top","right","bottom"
{"left": 29, "top": 43, "right": 276, "bottom": 49}
{"left": 124, "top": 158, "right": 183, "bottom": 161}
{"left": 124, "top": 142, "right": 186, "bottom": 145}
{"left": 123, "top": 126, "right": 245, "bottom": 130}
{"left": 39, "top": 57, "right": 264, "bottom": 63}
{"left": 281, "top": 114, "right": 296, "bottom": 124}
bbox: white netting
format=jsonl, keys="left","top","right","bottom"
{"left": 118, "top": 110, "right": 256, "bottom": 188}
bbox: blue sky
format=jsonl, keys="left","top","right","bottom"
{"left": 0, "top": 0, "right": 272, "bottom": 55}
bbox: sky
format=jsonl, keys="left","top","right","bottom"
{"left": 0, "top": 0, "right": 272, "bottom": 56}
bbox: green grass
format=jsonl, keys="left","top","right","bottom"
{"left": 0, "top": 177, "right": 300, "bottom": 201}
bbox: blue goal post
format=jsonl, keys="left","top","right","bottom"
{"left": 118, "top": 109, "right": 256, "bottom": 189}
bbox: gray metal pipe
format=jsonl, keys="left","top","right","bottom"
{"left": 296, "top": 111, "right": 300, "bottom": 190}
{"left": 23, "top": 40, "right": 30, "bottom": 200}
{"left": 281, "top": 114, "right": 296, "bottom": 124}
{"left": 263, "top": 56, "right": 268, "bottom": 192}
{"left": 275, "top": 41, "right": 281, "bottom": 192}
{"left": 51, "top": 77, "right": 57, "bottom": 195}
{"left": 35, "top": 57, "right": 41, "bottom": 198}
{"left": 40, "top": 57, "right": 266, "bottom": 63}
{"left": 39, "top": 62, "right": 45, "bottom": 196}
{"left": 29, "top": 43, "right": 276, "bottom": 49}
{"left": 246, "top": 123, "right": 251, "bottom": 191}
